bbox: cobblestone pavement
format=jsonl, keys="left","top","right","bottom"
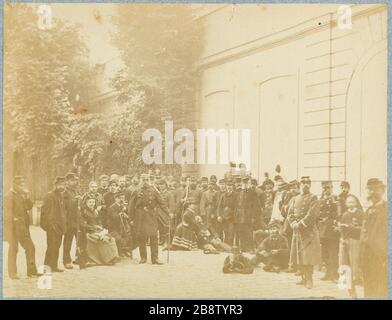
{"left": 2, "top": 227, "right": 361, "bottom": 299}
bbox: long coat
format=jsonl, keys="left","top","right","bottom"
{"left": 63, "top": 187, "right": 79, "bottom": 231}
{"left": 233, "top": 189, "right": 262, "bottom": 225}
{"left": 349, "top": 200, "right": 388, "bottom": 298}
{"left": 128, "top": 185, "right": 170, "bottom": 238}
{"left": 288, "top": 192, "right": 321, "bottom": 266}
{"left": 40, "top": 189, "right": 67, "bottom": 235}
{"left": 3, "top": 190, "right": 33, "bottom": 242}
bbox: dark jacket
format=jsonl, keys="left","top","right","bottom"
{"left": 318, "top": 194, "right": 339, "bottom": 239}
{"left": 128, "top": 185, "right": 170, "bottom": 238}
{"left": 3, "top": 189, "right": 33, "bottom": 241}
{"left": 40, "top": 189, "right": 67, "bottom": 235}
{"left": 233, "top": 189, "right": 262, "bottom": 224}
{"left": 63, "top": 187, "right": 80, "bottom": 230}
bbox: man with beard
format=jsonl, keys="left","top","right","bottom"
{"left": 217, "top": 180, "right": 236, "bottom": 245}
{"left": 287, "top": 176, "right": 321, "bottom": 289}
{"left": 342, "top": 178, "right": 388, "bottom": 298}
{"left": 128, "top": 174, "right": 173, "bottom": 264}
{"left": 4, "top": 176, "right": 40, "bottom": 279}
{"left": 41, "top": 176, "right": 67, "bottom": 272}
{"left": 318, "top": 181, "right": 339, "bottom": 281}
{"left": 62, "top": 173, "right": 81, "bottom": 269}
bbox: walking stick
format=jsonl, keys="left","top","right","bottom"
{"left": 167, "top": 215, "right": 171, "bottom": 264}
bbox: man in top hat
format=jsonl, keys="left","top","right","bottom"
{"left": 217, "top": 179, "right": 236, "bottom": 245}
{"left": 62, "top": 172, "right": 81, "bottom": 269}
{"left": 4, "top": 176, "right": 40, "bottom": 279}
{"left": 343, "top": 178, "right": 388, "bottom": 298}
{"left": 319, "top": 180, "right": 340, "bottom": 281}
{"left": 40, "top": 176, "right": 67, "bottom": 272}
{"left": 128, "top": 173, "right": 173, "bottom": 264}
{"left": 287, "top": 176, "right": 321, "bottom": 289}
{"left": 97, "top": 174, "right": 109, "bottom": 195}
{"left": 252, "top": 219, "right": 289, "bottom": 272}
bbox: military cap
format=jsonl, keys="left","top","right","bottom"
{"left": 262, "top": 179, "right": 274, "bottom": 188}
{"left": 226, "top": 179, "right": 234, "bottom": 186}
{"left": 321, "top": 180, "right": 332, "bottom": 187}
{"left": 201, "top": 177, "right": 208, "bottom": 182}
{"left": 241, "top": 176, "right": 250, "bottom": 182}
{"left": 108, "top": 179, "right": 118, "bottom": 186}
{"left": 300, "top": 176, "right": 311, "bottom": 183}
{"left": 13, "top": 176, "right": 26, "bottom": 185}
{"left": 268, "top": 219, "right": 283, "bottom": 229}
{"left": 210, "top": 175, "right": 217, "bottom": 181}
{"left": 114, "top": 192, "right": 125, "bottom": 199}
{"left": 340, "top": 181, "right": 350, "bottom": 188}
{"left": 289, "top": 179, "right": 299, "bottom": 187}
{"left": 234, "top": 177, "right": 242, "bottom": 183}
{"left": 99, "top": 174, "right": 109, "bottom": 181}
{"left": 251, "top": 178, "right": 258, "bottom": 185}
{"left": 140, "top": 173, "right": 150, "bottom": 180}
{"left": 65, "top": 172, "right": 78, "bottom": 180}
{"left": 218, "top": 179, "right": 226, "bottom": 184}
{"left": 367, "top": 178, "right": 385, "bottom": 188}
{"left": 54, "top": 176, "right": 66, "bottom": 184}
{"left": 276, "top": 179, "right": 289, "bottom": 191}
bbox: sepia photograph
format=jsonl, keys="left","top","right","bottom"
{"left": 2, "top": 1, "right": 389, "bottom": 300}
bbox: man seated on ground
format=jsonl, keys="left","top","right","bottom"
{"left": 252, "top": 219, "right": 289, "bottom": 273}
{"left": 222, "top": 246, "right": 254, "bottom": 274}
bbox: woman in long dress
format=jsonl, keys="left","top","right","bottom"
{"left": 171, "top": 204, "right": 199, "bottom": 251}
{"left": 79, "top": 197, "right": 118, "bottom": 267}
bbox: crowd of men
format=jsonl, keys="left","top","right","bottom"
{"left": 3, "top": 165, "right": 388, "bottom": 298}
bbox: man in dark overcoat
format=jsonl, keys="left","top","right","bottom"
{"left": 128, "top": 174, "right": 172, "bottom": 264}
{"left": 4, "top": 176, "right": 40, "bottom": 279}
{"left": 287, "top": 176, "right": 321, "bottom": 289}
{"left": 40, "top": 176, "right": 67, "bottom": 272}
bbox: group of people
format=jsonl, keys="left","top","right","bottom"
{"left": 4, "top": 165, "right": 388, "bottom": 298}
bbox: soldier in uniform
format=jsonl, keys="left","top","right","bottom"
{"left": 40, "top": 176, "right": 67, "bottom": 272}
{"left": 62, "top": 172, "right": 81, "bottom": 269}
{"left": 318, "top": 181, "right": 339, "bottom": 281}
{"left": 343, "top": 178, "right": 388, "bottom": 298}
{"left": 261, "top": 174, "right": 275, "bottom": 225}
{"left": 287, "top": 176, "right": 321, "bottom": 289}
{"left": 181, "top": 176, "right": 202, "bottom": 217}
{"left": 128, "top": 174, "right": 173, "bottom": 264}
{"left": 4, "top": 176, "right": 40, "bottom": 279}
{"left": 217, "top": 180, "right": 236, "bottom": 245}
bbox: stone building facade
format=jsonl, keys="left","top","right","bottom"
{"left": 195, "top": 3, "right": 387, "bottom": 199}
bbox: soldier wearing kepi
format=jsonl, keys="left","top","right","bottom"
{"left": 4, "top": 176, "right": 41, "bottom": 279}
{"left": 344, "top": 178, "right": 388, "bottom": 298}
{"left": 128, "top": 173, "right": 173, "bottom": 264}
{"left": 319, "top": 180, "right": 339, "bottom": 281}
{"left": 288, "top": 176, "right": 321, "bottom": 289}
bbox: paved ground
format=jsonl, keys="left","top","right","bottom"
{"left": 2, "top": 227, "right": 361, "bottom": 299}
